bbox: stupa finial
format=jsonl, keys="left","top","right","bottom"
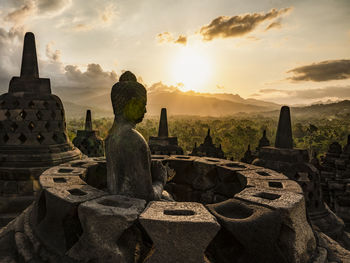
{"left": 275, "top": 106, "right": 293, "bottom": 149}
{"left": 158, "top": 108, "right": 169, "bottom": 137}
{"left": 20, "top": 32, "right": 39, "bottom": 78}
{"left": 85, "top": 110, "right": 92, "bottom": 131}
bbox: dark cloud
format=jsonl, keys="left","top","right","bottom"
{"left": 64, "top": 63, "right": 118, "bottom": 88}
{"left": 287, "top": 59, "right": 350, "bottom": 82}
{"left": 265, "top": 21, "right": 282, "bottom": 31}
{"left": 36, "top": 0, "right": 71, "bottom": 13}
{"left": 258, "top": 88, "right": 287, "bottom": 94}
{"left": 157, "top": 32, "right": 187, "bottom": 45}
{"left": 256, "top": 86, "right": 350, "bottom": 100}
{"left": 199, "top": 7, "right": 292, "bottom": 41}
{"left": 174, "top": 35, "right": 187, "bottom": 45}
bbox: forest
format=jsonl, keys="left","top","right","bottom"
{"left": 67, "top": 114, "right": 350, "bottom": 160}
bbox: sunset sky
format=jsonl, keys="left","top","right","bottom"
{"left": 0, "top": 0, "right": 349, "bottom": 105}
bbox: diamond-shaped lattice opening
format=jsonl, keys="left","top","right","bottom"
{"left": 10, "top": 122, "right": 18, "bottom": 132}
{"left": 51, "top": 111, "right": 56, "bottom": 119}
{"left": 3, "top": 134, "right": 9, "bottom": 143}
{"left": 18, "top": 133, "right": 27, "bottom": 143}
{"left": 56, "top": 102, "right": 60, "bottom": 108}
{"left": 52, "top": 133, "right": 58, "bottom": 143}
{"left": 28, "top": 101, "right": 35, "bottom": 108}
{"left": 36, "top": 111, "right": 43, "bottom": 120}
{"left": 19, "top": 110, "right": 27, "bottom": 119}
{"left": 37, "top": 133, "right": 45, "bottom": 144}
{"left": 28, "top": 122, "right": 35, "bottom": 131}
{"left": 43, "top": 101, "right": 49, "bottom": 109}
{"left": 13, "top": 100, "right": 19, "bottom": 107}
{"left": 5, "top": 111, "right": 10, "bottom": 119}
{"left": 60, "top": 110, "right": 64, "bottom": 118}
{"left": 45, "top": 122, "right": 50, "bottom": 130}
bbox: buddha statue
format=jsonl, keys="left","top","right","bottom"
{"left": 105, "top": 71, "right": 167, "bottom": 201}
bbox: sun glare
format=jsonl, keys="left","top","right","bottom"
{"left": 171, "top": 47, "right": 212, "bottom": 92}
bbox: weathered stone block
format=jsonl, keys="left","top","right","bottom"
{"left": 39, "top": 174, "right": 86, "bottom": 189}
{"left": 3, "top": 181, "right": 18, "bottom": 195}
{"left": 166, "top": 156, "right": 198, "bottom": 185}
{"left": 17, "top": 180, "right": 34, "bottom": 195}
{"left": 33, "top": 185, "right": 106, "bottom": 255}
{"left": 235, "top": 187, "right": 316, "bottom": 263}
{"left": 246, "top": 178, "right": 303, "bottom": 194}
{"left": 139, "top": 201, "right": 220, "bottom": 263}
{"left": 207, "top": 198, "right": 286, "bottom": 263}
{"left": 68, "top": 195, "right": 146, "bottom": 262}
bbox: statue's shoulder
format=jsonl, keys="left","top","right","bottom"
{"left": 109, "top": 127, "right": 147, "bottom": 147}
{"left": 125, "top": 128, "right": 147, "bottom": 144}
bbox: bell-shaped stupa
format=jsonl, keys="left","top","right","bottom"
{"left": 0, "top": 32, "right": 82, "bottom": 226}
{"left": 149, "top": 108, "right": 183, "bottom": 155}
{"left": 73, "top": 110, "right": 104, "bottom": 157}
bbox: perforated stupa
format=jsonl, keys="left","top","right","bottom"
{"left": 0, "top": 32, "right": 82, "bottom": 226}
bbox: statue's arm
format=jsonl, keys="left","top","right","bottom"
{"left": 129, "top": 130, "right": 167, "bottom": 200}
{"left": 126, "top": 130, "right": 159, "bottom": 200}
{"left": 151, "top": 160, "right": 167, "bottom": 200}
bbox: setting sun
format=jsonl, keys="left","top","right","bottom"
{"left": 170, "top": 47, "right": 212, "bottom": 92}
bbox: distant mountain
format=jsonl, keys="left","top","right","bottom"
{"left": 248, "top": 100, "right": 350, "bottom": 119}
{"left": 62, "top": 88, "right": 350, "bottom": 119}
{"left": 146, "top": 91, "right": 273, "bottom": 116}
{"left": 196, "top": 92, "right": 280, "bottom": 109}
{"left": 61, "top": 89, "right": 281, "bottom": 118}
{"left": 62, "top": 101, "right": 112, "bottom": 119}
{"left": 292, "top": 100, "right": 350, "bottom": 118}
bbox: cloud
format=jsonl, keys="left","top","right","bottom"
{"left": 174, "top": 35, "right": 187, "bottom": 45}
{"left": 199, "top": 7, "right": 292, "bottom": 41}
{"left": 4, "top": 0, "right": 36, "bottom": 24}
{"left": 265, "top": 21, "right": 282, "bottom": 31}
{"left": 254, "top": 86, "right": 350, "bottom": 100}
{"left": 3, "top": 0, "right": 112, "bottom": 32}
{"left": 0, "top": 26, "right": 25, "bottom": 92}
{"left": 71, "top": 23, "right": 93, "bottom": 32}
{"left": 36, "top": 0, "right": 72, "bottom": 14}
{"left": 64, "top": 63, "right": 118, "bottom": 88}
{"left": 100, "top": 3, "right": 117, "bottom": 23}
{"left": 62, "top": 1, "right": 118, "bottom": 32}
{"left": 157, "top": 32, "right": 187, "bottom": 45}
{"left": 147, "top": 82, "right": 181, "bottom": 93}
{"left": 287, "top": 59, "right": 350, "bottom": 82}
{"left": 4, "top": 0, "right": 72, "bottom": 25}
{"left": 45, "top": 42, "right": 61, "bottom": 62}
{"left": 157, "top": 32, "right": 173, "bottom": 43}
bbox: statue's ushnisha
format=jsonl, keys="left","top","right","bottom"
{"left": 106, "top": 71, "right": 167, "bottom": 201}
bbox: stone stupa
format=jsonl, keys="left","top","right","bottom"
{"left": 0, "top": 32, "right": 82, "bottom": 226}
{"left": 148, "top": 108, "right": 183, "bottom": 155}
{"left": 191, "top": 128, "right": 225, "bottom": 158}
{"left": 73, "top": 110, "right": 104, "bottom": 157}
{"left": 253, "top": 106, "right": 349, "bottom": 247}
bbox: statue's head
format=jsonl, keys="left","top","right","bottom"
{"left": 111, "top": 71, "right": 147, "bottom": 124}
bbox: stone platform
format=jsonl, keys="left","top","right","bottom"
{"left": 0, "top": 155, "right": 339, "bottom": 262}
